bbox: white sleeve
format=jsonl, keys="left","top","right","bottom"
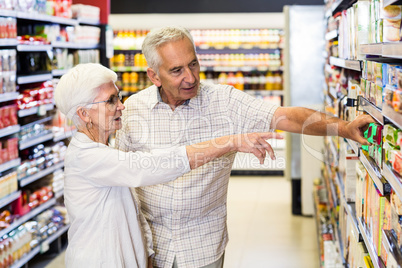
{"left": 73, "top": 145, "right": 190, "bottom": 187}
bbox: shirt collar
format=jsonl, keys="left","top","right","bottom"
{"left": 148, "top": 84, "right": 202, "bottom": 110}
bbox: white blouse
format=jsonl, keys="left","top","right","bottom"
{"left": 63, "top": 132, "right": 190, "bottom": 267}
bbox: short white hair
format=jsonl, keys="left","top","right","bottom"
{"left": 54, "top": 63, "right": 117, "bottom": 127}
{"left": 142, "top": 26, "right": 196, "bottom": 74}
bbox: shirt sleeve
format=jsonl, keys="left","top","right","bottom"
{"left": 226, "top": 86, "right": 279, "bottom": 133}
{"left": 72, "top": 145, "right": 190, "bottom": 187}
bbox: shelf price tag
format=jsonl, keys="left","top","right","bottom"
{"left": 37, "top": 105, "right": 46, "bottom": 116}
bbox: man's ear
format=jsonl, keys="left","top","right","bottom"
{"left": 76, "top": 107, "right": 90, "bottom": 123}
{"left": 147, "top": 68, "right": 162, "bottom": 87}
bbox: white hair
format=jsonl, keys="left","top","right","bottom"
{"left": 54, "top": 63, "right": 117, "bottom": 127}
{"left": 142, "top": 25, "right": 196, "bottom": 74}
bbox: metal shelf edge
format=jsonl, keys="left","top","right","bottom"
{"left": 10, "top": 246, "right": 40, "bottom": 268}
{"left": 0, "top": 191, "right": 21, "bottom": 209}
{"left": 0, "top": 124, "right": 20, "bottom": 138}
{"left": 359, "top": 151, "right": 385, "bottom": 195}
{"left": 358, "top": 218, "right": 381, "bottom": 268}
{"left": 17, "top": 73, "right": 52, "bottom": 85}
{"left": 0, "top": 158, "right": 21, "bottom": 173}
{"left": 382, "top": 164, "right": 402, "bottom": 202}
{"left": 19, "top": 161, "right": 64, "bottom": 187}
{"left": 358, "top": 96, "right": 383, "bottom": 124}
{"left": 0, "top": 198, "right": 56, "bottom": 238}
{"left": 19, "top": 132, "right": 54, "bottom": 150}
{"left": 0, "top": 92, "right": 19, "bottom": 103}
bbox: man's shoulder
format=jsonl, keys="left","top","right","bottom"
{"left": 124, "top": 86, "right": 156, "bottom": 106}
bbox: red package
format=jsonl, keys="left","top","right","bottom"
{"left": 0, "top": 108, "right": 4, "bottom": 129}
{"left": 2, "top": 148, "right": 8, "bottom": 163}
{"left": 2, "top": 106, "right": 10, "bottom": 127}
{"left": 8, "top": 105, "right": 17, "bottom": 126}
{"left": 393, "top": 151, "right": 402, "bottom": 176}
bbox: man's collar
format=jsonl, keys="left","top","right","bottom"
{"left": 148, "top": 84, "right": 203, "bottom": 110}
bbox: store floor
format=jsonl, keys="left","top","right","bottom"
{"left": 35, "top": 176, "right": 319, "bottom": 268}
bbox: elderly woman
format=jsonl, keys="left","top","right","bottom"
{"left": 54, "top": 63, "right": 278, "bottom": 267}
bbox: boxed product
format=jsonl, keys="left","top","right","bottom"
{"left": 381, "top": 5, "right": 402, "bottom": 42}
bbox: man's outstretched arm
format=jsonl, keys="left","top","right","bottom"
{"left": 271, "top": 106, "right": 375, "bottom": 145}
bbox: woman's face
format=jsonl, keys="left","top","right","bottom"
{"left": 87, "top": 81, "right": 125, "bottom": 135}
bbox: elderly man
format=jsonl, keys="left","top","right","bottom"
{"left": 115, "top": 26, "right": 372, "bottom": 268}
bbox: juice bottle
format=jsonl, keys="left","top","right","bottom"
{"left": 226, "top": 72, "right": 236, "bottom": 87}
{"left": 199, "top": 71, "right": 206, "bottom": 82}
{"left": 130, "top": 72, "right": 138, "bottom": 92}
{"left": 234, "top": 71, "right": 244, "bottom": 90}
{"left": 122, "top": 72, "right": 130, "bottom": 92}
{"left": 218, "top": 72, "right": 227, "bottom": 85}
{"left": 265, "top": 71, "right": 274, "bottom": 90}
{"left": 134, "top": 53, "right": 141, "bottom": 67}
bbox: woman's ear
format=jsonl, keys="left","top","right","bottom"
{"left": 76, "top": 107, "right": 90, "bottom": 123}
{"left": 147, "top": 68, "right": 161, "bottom": 87}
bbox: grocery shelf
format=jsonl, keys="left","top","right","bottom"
{"left": 19, "top": 132, "right": 54, "bottom": 150}
{"left": 344, "top": 201, "right": 361, "bottom": 242}
{"left": 0, "top": 198, "right": 56, "bottom": 238}
{"left": 0, "top": 158, "right": 21, "bottom": 173}
{"left": 52, "top": 69, "right": 69, "bottom": 76}
{"left": 17, "top": 44, "right": 52, "bottom": 52}
{"left": 53, "top": 129, "right": 76, "bottom": 142}
{"left": 16, "top": 12, "right": 78, "bottom": 26}
{"left": 52, "top": 41, "right": 99, "bottom": 49}
{"left": 0, "top": 39, "right": 18, "bottom": 46}
{"left": 0, "top": 191, "right": 21, "bottom": 210}
{"left": 18, "top": 103, "right": 54, "bottom": 117}
{"left": 111, "top": 66, "right": 147, "bottom": 72}
{"left": 10, "top": 223, "right": 69, "bottom": 268}
{"left": 0, "top": 9, "right": 17, "bottom": 17}
{"left": 360, "top": 43, "right": 383, "bottom": 56}
{"left": 0, "top": 124, "right": 20, "bottom": 138}
{"left": 0, "top": 92, "right": 19, "bottom": 103}
{"left": 382, "top": 104, "right": 402, "bottom": 129}
{"left": 358, "top": 96, "right": 383, "bottom": 124}
{"left": 359, "top": 150, "right": 391, "bottom": 195}
{"left": 201, "top": 66, "right": 282, "bottom": 72}
{"left": 10, "top": 246, "right": 40, "bottom": 268}
{"left": 77, "top": 18, "right": 100, "bottom": 25}
{"left": 19, "top": 161, "right": 64, "bottom": 187}
{"left": 325, "top": 30, "right": 338, "bottom": 41}
{"left": 382, "top": 164, "right": 402, "bottom": 202}
{"left": 329, "top": 56, "right": 361, "bottom": 71}
{"left": 21, "top": 116, "right": 53, "bottom": 129}
{"left": 383, "top": 42, "right": 402, "bottom": 59}
{"left": 44, "top": 224, "right": 70, "bottom": 245}
{"left": 17, "top": 73, "right": 52, "bottom": 85}
{"left": 358, "top": 218, "right": 381, "bottom": 268}
{"left": 196, "top": 47, "right": 280, "bottom": 54}
{"left": 54, "top": 190, "right": 64, "bottom": 199}
{"left": 244, "top": 89, "right": 284, "bottom": 97}
{"left": 345, "top": 138, "right": 359, "bottom": 156}
{"left": 383, "top": 0, "right": 402, "bottom": 6}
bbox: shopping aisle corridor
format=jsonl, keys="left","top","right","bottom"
{"left": 224, "top": 176, "right": 319, "bottom": 268}
{"left": 41, "top": 176, "right": 319, "bottom": 268}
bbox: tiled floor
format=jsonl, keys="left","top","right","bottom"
{"left": 34, "top": 176, "right": 319, "bottom": 268}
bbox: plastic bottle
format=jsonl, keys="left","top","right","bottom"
{"left": 234, "top": 71, "right": 244, "bottom": 90}
{"left": 130, "top": 72, "right": 138, "bottom": 92}
{"left": 199, "top": 71, "right": 206, "bottom": 82}
{"left": 122, "top": 72, "right": 130, "bottom": 92}
{"left": 226, "top": 72, "right": 236, "bottom": 87}
{"left": 134, "top": 53, "right": 141, "bottom": 67}
{"left": 265, "top": 71, "right": 274, "bottom": 90}
{"left": 218, "top": 72, "right": 227, "bottom": 85}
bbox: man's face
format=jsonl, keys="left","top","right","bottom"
{"left": 152, "top": 37, "right": 200, "bottom": 106}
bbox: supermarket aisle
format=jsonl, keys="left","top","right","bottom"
{"left": 43, "top": 176, "right": 318, "bottom": 268}
{"left": 224, "top": 176, "right": 319, "bottom": 268}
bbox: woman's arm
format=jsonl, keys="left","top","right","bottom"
{"left": 186, "top": 132, "right": 281, "bottom": 169}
